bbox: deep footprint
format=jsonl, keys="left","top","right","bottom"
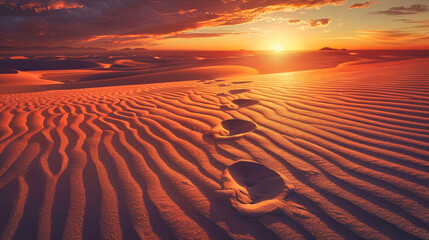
{"left": 216, "top": 160, "right": 298, "bottom": 217}
{"left": 222, "top": 160, "right": 295, "bottom": 204}
{"left": 211, "top": 119, "right": 257, "bottom": 139}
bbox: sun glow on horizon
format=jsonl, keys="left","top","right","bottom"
{"left": 271, "top": 43, "right": 285, "bottom": 52}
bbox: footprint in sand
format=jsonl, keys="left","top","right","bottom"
{"left": 221, "top": 99, "right": 260, "bottom": 110}
{"left": 211, "top": 119, "right": 257, "bottom": 139}
{"left": 221, "top": 160, "right": 295, "bottom": 203}
{"left": 228, "top": 89, "right": 250, "bottom": 94}
{"left": 216, "top": 160, "right": 310, "bottom": 218}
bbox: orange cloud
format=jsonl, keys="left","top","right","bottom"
{"left": 49, "top": 1, "right": 83, "bottom": 10}
{"left": 348, "top": 1, "right": 375, "bottom": 9}
{"left": 13, "top": 0, "right": 83, "bottom": 12}
{"left": 288, "top": 19, "right": 302, "bottom": 24}
{"left": 299, "top": 18, "right": 332, "bottom": 29}
{"left": 257, "top": 16, "right": 329, "bottom": 28}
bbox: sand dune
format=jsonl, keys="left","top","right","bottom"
{"left": 0, "top": 58, "right": 428, "bottom": 239}
{"left": 0, "top": 68, "right": 19, "bottom": 74}
{"left": 0, "top": 65, "right": 258, "bottom": 94}
{"left": 31, "top": 51, "right": 360, "bottom": 83}
{"left": 111, "top": 59, "right": 154, "bottom": 69}
{"left": 0, "top": 59, "right": 101, "bottom": 71}
{"left": 0, "top": 70, "right": 61, "bottom": 87}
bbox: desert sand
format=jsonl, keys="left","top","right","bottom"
{"left": 0, "top": 53, "right": 428, "bottom": 239}
{"left": 0, "top": 69, "right": 61, "bottom": 87}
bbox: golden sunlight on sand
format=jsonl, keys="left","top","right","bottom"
{"left": 0, "top": 56, "right": 428, "bottom": 239}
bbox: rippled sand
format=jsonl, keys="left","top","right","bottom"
{"left": 0, "top": 58, "right": 428, "bottom": 239}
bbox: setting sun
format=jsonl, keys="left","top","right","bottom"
{"left": 271, "top": 43, "right": 285, "bottom": 52}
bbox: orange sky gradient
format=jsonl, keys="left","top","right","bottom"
{"left": 1, "top": 0, "right": 428, "bottom": 50}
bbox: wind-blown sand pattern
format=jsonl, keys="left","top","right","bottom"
{"left": 0, "top": 58, "right": 429, "bottom": 239}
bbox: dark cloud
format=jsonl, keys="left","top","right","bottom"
{"left": 348, "top": 1, "right": 375, "bottom": 9}
{"left": 0, "top": 0, "right": 344, "bottom": 48}
{"left": 372, "top": 4, "right": 429, "bottom": 15}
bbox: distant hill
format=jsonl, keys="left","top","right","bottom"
{"left": 0, "top": 45, "right": 107, "bottom": 53}
{"left": 117, "top": 47, "right": 147, "bottom": 51}
{"left": 320, "top": 47, "right": 347, "bottom": 51}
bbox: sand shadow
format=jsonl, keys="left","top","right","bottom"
{"left": 211, "top": 119, "right": 257, "bottom": 139}
{"left": 0, "top": 68, "right": 19, "bottom": 74}
{"left": 203, "top": 80, "right": 216, "bottom": 84}
{"left": 228, "top": 89, "right": 251, "bottom": 94}
{"left": 221, "top": 99, "right": 260, "bottom": 110}
{"left": 232, "top": 81, "right": 253, "bottom": 84}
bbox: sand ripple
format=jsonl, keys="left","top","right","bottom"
{"left": 0, "top": 59, "right": 428, "bottom": 239}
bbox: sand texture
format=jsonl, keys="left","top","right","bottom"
{"left": 0, "top": 58, "right": 428, "bottom": 239}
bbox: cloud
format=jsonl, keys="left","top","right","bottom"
{"left": 256, "top": 16, "right": 330, "bottom": 29}
{"left": 0, "top": 0, "right": 345, "bottom": 48}
{"left": 166, "top": 32, "right": 246, "bottom": 39}
{"left": 393, "top": 19, "right": 429, "bottom": 29}
{"left": 2, "top": 0, "right": 83, "bottom": 12}
{"left": 392, "top": 19, "right": 412, "bottom": 22}
{"left": 301, "top": 18, "right": 332, "bottom": 29}
{"left": 348, "top": 1, "right": 375, "bottom": 9}
{"left": 288, "top": 19, "right": 302, "bottom": 24}
{"left": 308, "top": 18, "right": 331, "bottom": 27}
{"left": 356, "top": 30, "right": 429, "bottom": 44}
{"left": 372, "top": 4, "right": 429, "bottom": 15}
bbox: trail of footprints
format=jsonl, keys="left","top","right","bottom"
{"left": 0, "top": 75, "right": 428, "bottom": 240}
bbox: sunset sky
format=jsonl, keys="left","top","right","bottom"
{"left": 1, "top": 0, "right": 428, "bottom": 50}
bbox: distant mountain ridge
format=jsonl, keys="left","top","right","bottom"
{"left": 320, "top": 47, "right": 347, "bottom": 51}
{"left": 0, "top": 46, "right": 147, "bottom": 53}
